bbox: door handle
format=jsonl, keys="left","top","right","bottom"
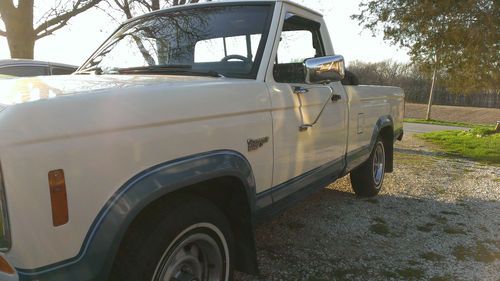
{"left": 331, "top": 94, "right": 342, "bottom": 102}
{"left": 293, "top": 86, "right": 309, "bottom": 94}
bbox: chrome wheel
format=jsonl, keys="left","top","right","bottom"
{"left": 372, "top": 142, "right": 385, "bottom": 188}
{"left": 152, "top": 223, "right": 229, "bottom": 281}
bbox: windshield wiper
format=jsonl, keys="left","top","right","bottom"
{"left": 75, "top": 66, "right": 103, "bottom": 75}
{"left": 117, "top": 65, "right": 224, "bottom": 78}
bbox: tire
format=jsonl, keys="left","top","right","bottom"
{"left": 350, "top": 139, "right": 386, "bottom": 197}
{"left": 109, "top": 197, "right": 234, "bottom": 281}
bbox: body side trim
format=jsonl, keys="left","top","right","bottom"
{"left": 255, "top": 156, "right": 345, "bottom": 223}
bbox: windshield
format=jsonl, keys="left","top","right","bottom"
{"left": 78, "top": 4, "right": 273, "bottom": 78}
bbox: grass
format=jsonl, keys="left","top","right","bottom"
{"left": 443, "top": 226, "right": 467, "bottom": 235}
{"left": 404, "top": 118, "right": 495, "bottom": 129}
{"left": 452, "top": 242, "right": 500, "bottom": 263}
{"left": 440, "top": 210, "right": 459, "bottom": 216}
{"left": 430, "top": 276, "right": 454, "bottom": 281}
{"left": 396, "top": 267, "right": 425, "bottom": 279}
{"left": 330, "top": 267, "right": 368, "bottom": 280}
{"left": 370, "top": 223, "right": 390, "bottom": 236}
{"left": 430, "top": 214, "right": 448, "bottom": 224}
{"left": 420, "top": 251, "right": 445, "bottom": 262}
{"left": 417, "top": 223, "right": 435, "bottom": 233}
{"left": 416, "top": 127, "right": 500, "bottom": 165}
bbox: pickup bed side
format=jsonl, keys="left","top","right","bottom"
{"left": 344, "top": 85, "right": 405, "bottom": 172}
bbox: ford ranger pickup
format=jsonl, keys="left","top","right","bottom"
{"left": 0, "top": 1, "right": 404, "bottom": 280}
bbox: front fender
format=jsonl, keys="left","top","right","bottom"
{"left": 17, "top": 150, "right": 256, "bottom": 281}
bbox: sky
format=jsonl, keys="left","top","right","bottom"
{"left": 0, "top": 0, "right": 410, "bottom": 67}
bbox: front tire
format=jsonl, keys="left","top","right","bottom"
{"left": 350, "top": 139, "right": 386, "bottom": 197}
{"left": 110, "top": 197, "right": 233, "bottom": 281}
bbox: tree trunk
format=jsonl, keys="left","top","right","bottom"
{"left": 426, "top": 68, "right": 437, "bottom": 121}
{"left": 6, "top": 29, "right": 36, "bottom": 59}
{"left": 1, "top": 0, "right": 35, "bottom": 59}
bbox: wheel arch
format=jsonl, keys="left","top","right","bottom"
{"left": 114, "top": 175, "right": 260, "bottom": 276}
{"left": 370, "top": 116, "right": 394, "bottom": 173}
{"left": 17, "top": 150, "right": 259, "bottom": 281}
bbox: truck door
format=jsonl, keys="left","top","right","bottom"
{"left": 266, "top": 8, "right": 348, "bottom": 187}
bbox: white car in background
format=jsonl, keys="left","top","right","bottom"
{"left": 0, "top": 59, "right": 77, "bottom": 77}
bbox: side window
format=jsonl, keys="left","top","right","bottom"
{"left": 277, "top": 30, "right": 317, "bottom": 64}
{"left": 51, "top": 67, "right": 76, "bottom": 75}
{"left": 0, "top": 66, "right": 48, "bottom": 77}
{"left": 273, "top": 14, "right": 325, "bottom": 83}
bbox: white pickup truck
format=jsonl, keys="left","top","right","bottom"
{"left": 0, "top": 1, "right": 404, "bottom": 280}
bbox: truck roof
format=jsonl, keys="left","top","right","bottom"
{"left": 207, "top": 0, "right": 323, "bottom": 16}
{"left": 124, "top": 0, "right": 322, "bottom": 25}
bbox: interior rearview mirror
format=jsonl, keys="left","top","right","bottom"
{"left": 304, "top": 55, "right": 345, "bottom": 84}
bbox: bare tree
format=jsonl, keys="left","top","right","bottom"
{"left": 102, "top": 0, "right": 205, "bottom": 64}
{"left": 0, "top": 0, "right": 103, "bottom": 59}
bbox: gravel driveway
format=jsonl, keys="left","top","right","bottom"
{"left": 235, "top": 133, "right": 500, "bottom": 281}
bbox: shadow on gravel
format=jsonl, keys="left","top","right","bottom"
{"left": 235, "top": 186, "right": 500, "bottom": 281}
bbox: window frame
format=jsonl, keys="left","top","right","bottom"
{"left": 277, "top": 16, "right": 326, "bottom": 64}
{"left": 266, "top": 4, "right": 329, "bottom": 84}
{"left": 272, "top": 13, "right": 326, "bottom": 83}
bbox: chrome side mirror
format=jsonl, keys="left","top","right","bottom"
{"left": 304, "top": 55, "right": 345, "bottom": 84}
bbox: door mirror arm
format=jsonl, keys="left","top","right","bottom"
{"left": 296, "top": 86, "right": 335, "bottom": 131}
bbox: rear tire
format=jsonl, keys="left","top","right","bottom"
{"left": 350, "top": 139, "right": 386, "bottom": 197}
{"left": 109, "top": 197, "right": 234, "bottom": 281}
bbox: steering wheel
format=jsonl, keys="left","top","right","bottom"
{"left": 221, "top": 55, "right": 251, "bottom": 63}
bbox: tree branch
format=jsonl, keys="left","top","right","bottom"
{"left": 113, "top": 0, "right": 125, "bottom": 11}
{"left": 36, "top": 19, "right": 70, "bottom": 39}
{"left": 135, "top": 0, "right": 153, "bottom": 11}
{"left": 95, "top": 5, "right": 122, "bottom": 23}
{"left": 34, "top": 0, "right": 102, "bottom": 36}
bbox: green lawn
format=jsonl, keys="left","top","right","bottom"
{"left": 417, "top": 127, "right": 500, "bottom": 165}
{"left": 405, "top": 118, "right": 494, "bottom": 129}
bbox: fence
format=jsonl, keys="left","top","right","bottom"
{"left": 405, "top": 91, "right": 500, "bottom": 109}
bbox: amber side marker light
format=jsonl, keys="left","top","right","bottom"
{"left": 0, "top": 256, "right": 15, "bottom": 274}
{"left": 48, "top": 169, "right": 69, "bottom": 227}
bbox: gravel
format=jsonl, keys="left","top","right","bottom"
{"left": 235, "top": 133, "right": 500, "bottom": 281}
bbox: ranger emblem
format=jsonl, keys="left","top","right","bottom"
{"left": 247, "top": 137, "right": 270, "bottom": 152}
